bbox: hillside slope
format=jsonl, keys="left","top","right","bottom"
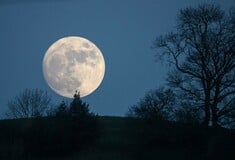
{"left": 72, "top": 116, "right": 235, "bottom": 160}
{"left": 0, "top": 116, "right": 234, "bottom": 160}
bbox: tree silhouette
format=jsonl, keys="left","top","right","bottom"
{"left": 153, "top": 4, "right": 235, "bottom": 127}
{"left": 128, "top": 88, "right": 175, "bottom": 121}
{"left": 6, "top": 88, "right": 51, "bottom": 118}
{"left": 23, "top": 90, "right": 99, "bottom": 157}
{"left": 174, "top": 105, "right": 202, "bottom": 124}
{"left": 55, "top": 101, "right": 68, "bottom": 117}
{"left": 69, "top": 90, "right": 91, "bottom": 117}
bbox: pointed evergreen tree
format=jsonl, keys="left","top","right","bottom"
{"left": 69, "top": 90, "right": 91, "bottom": 117}
{"left": 55, "top": 101, "right": 68, "bottom": 117}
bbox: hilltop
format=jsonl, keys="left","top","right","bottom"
{"left": 0, "top": 116, "right": 234, "bottom": 160}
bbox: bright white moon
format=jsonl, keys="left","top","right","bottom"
{"left": 42, "top": 36, "right": 105, "bottom": 98}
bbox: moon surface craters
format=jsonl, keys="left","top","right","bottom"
{"left": 43, "top": 36, "right": 105, "bottom": 98}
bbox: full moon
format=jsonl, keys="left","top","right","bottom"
{"left": 42, "top": 36, "right": 105, "bottom": 98}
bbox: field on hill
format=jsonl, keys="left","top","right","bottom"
{"left": 0, "top": 116, "right": 235, "bottom": 160}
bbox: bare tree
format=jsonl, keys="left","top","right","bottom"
{"left": 174, "top": 104, "right": 203, "bottom": 124}
{"left": 128, "top": 88, "right": 175, "bottom": 121}
{"left": 153, "top": 4, "right": 235, "bottom": 127}
{"left": 7, "top": 88, "right": 51, "bottom": 118}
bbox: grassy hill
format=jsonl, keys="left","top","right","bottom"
{"left": 0, "top": 116, "right": 235, "bottom": 160}
{"left": 75, "top": 116, "right": 212, "bottom": 160}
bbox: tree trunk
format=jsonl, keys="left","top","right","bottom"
{"left": 211, "top": 106, "right": 218, "bottom": 127}
{"left": 203, "top": 105, "right": 210, "bottom": 127}
{"left": 203, "top": 88, "right": 211, "bottom": 127}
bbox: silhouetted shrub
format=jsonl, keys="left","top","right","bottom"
{"left": 22, "top": 94, "right": 99, "bottom": 158}
{"left": 174, "top": 105, "right": 202, "bottom": 124}
{"left": 128, "top": 88, "right": 175, "bottom": 122}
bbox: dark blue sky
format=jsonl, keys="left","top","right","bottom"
{"left": 0, "top": 0, "right": 233, "bottom": 117}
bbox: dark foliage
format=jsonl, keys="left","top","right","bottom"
{"left": 23, "top": 94, "right": 99, "bottom": 158}
{"left": 0, "top": 93, "right": 99, "bottom": 159}
{"left": 128, "top": 88, "right": 175, "bottom": 121}
{"left": 174, "top": 105, "right": 203, "bottom": 124}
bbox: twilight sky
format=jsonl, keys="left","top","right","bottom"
{"left": 0, "top": 0, "right": 234, "bottom": 118}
